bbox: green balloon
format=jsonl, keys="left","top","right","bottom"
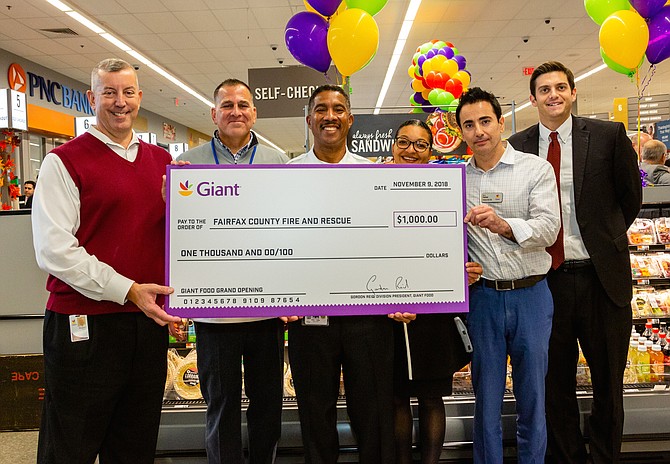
{"left": 446, "top": 98, "right": 460, "bottom": 112}
{"left": 433, "top": 41, "right": 447, "bottom": 49}
{"left": 436, "top": 91, "right": 455, "bottom": 106}
{"left": 584, "top": 0, "right": 631, "bottom": 25}
{"left": 420, "top": 43, "right": 432, "bottom": 54}
{"left": 346, "top": 0, "right": 388, "bottom": 16}
{"left": 428, "top": 89, "right": 441, "bottom": 105}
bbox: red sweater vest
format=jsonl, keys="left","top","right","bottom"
{"left": 46, "top": 133, "right": 171, "bottom": 315}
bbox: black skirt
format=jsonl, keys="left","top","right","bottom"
{"left": 393, "top": 312, "right": 471, "bottom": 397}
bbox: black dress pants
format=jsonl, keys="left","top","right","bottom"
{"left": 288, "top": 316, "right": 395, "bottom": 464}
{"left": 545, "top": 266, "right": 632, "bottom": 464}
{"left": 37, "top": 311, "right": 168, "bottom": 464}
{"left": 195, "top": 319, "right": 284, "bottom": 464}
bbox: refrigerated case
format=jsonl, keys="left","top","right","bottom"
{"left": 156, "top": 378, "right": 670, "bottom": 461}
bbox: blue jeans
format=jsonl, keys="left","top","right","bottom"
{"left": 468, "top": 279, "right": 553, "bottom": 464}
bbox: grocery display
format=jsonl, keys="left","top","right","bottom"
{"left": 626, "top": 215, "right": 670, "bottom": 388}
{"left": 170, "top": 349, "right": 203, "bottom": 401}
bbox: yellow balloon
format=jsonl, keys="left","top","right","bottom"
{"left": 408, "top": 65, "right": 416, "bottom": 79}
{"left": 421, "top": 59, "right": 433, "bottom": 74}
{"left": 431, "top": 54, "right": 447, "bottom": 66}
{"left": 599, "top": 10, "right": 649, "bottom": 69}
{"left": 439, "top": 59, "right": 459, "bottom": 78}
{"left": 453, "top": 70, "right": 471, "bottom": 87}
{"left": 411, "top": 79, "right": 426, "bottom": 92}
{"left": 328, "top": 8, "right": 379, "bottom": 76}
{"left": 303, "top": 0, "right": 346, "bottom": 18}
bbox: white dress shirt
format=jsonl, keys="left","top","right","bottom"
{"left": 32, "top": 127, "right": 141, "bottom": 305}
{"left": 288, "top": 148, "right": 372, "bottom": 165}
{"left": 537, "top": 118, "right": 590, "bottom": 260}
{"left": 466, "top": 142, "right": 560, "bottom": 280}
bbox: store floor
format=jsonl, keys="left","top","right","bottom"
{"left": 3, "top": 430, "right": 667, "bottom": 463}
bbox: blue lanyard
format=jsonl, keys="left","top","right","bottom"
{"left": 210, "top": 139, "right": 257, "bottom": 165}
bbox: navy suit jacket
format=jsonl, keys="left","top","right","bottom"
{"left": 507, "top": 115, "right": 641, "bottom": 307}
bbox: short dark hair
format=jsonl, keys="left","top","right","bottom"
{"left": 307, "top": 85, "right": 350, "bottom": 113}
{"left": 24, "top": 180, "right": 36, "bottom": 188}
{"left": 455, "top": 87, "right": 502, "bottom": 128}
{"left": 529, "top": 61, "right": 575, "bottom": 98}
{"left": 395, "top": 119, "right": 433, "bottom": 147}
{"left": 213, "top": 79, "right": 252, "bottom": 102}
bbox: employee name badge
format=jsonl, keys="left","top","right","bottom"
{"left": 481, "top": 192, "right": 503, "bottom": 203}
{"left": 69, "top": 315, "right": 90, "bottom": 342}
{"left": 302, "top": 316, "right": 329, "bottom": 326}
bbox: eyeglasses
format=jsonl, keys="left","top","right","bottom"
{"left": 395, "top": 137, "right": 431, "bottom": 153}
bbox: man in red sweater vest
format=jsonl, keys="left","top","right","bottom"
{"left": 32, "top": 58, "right": 181, "bottom": 464}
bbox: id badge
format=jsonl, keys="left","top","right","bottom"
{"left": 69, "top": 315, "right": 90, "bottom": 342}
{"left": 302, "top": 316, "right": 329, "bottom": 326}
{"left": 481, "top": 192, "right": 503, "bottom": 203}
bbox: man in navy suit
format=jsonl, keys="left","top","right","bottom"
{"left": 508, "top": 61, "right": 641, "bottom": 464}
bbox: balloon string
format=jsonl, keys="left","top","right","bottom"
{"left": 636, "top": 68, "right": 641, "bottom": 162}
{"left": 639, "top": 64, "right": 656, "bottom": 96}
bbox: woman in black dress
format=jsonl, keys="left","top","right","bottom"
{"left": 388, "top": 119, "right": 482, "bottom": 464}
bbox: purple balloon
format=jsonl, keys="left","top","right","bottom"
{"left": 426, "top": 49, "right": 438, "bottom": 59}
{"left": 285, "top": 12, "right": 331, "bottom": 73}
{"left": 647, "top": 6, "right": 670, "bottom": 64}
{"left": 306, "top": 0, "right": 342, "bottom": 17}
{"left": 453, "top": 55, "right": 467, "bottom": 70}
{"left": 418, "top": 54, "right": 427, "bottom": 69}
{"left": 630, "top": 0, "right": 666, "bottom": 19}
{"left": 414, "top": 92, "right": 428, "bottom": 106}
{"left": 437, "top": 47, "right": 455, "bottom": 60}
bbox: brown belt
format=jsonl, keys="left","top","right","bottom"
{"left": 481, "top": 274, "right": 546, "bottom": 291}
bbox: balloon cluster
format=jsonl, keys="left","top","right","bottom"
{"left": 284, "top": 0, "right": 387, "bottom": 77}
{"left": 586, "top": 0, "right": 670, "bottom": 76}
{"left": 407, "top": 40, "right": 471, "bottom": 113}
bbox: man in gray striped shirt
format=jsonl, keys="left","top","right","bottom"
{"left": 456, "top": 87, "right": 560, "bottom": 464}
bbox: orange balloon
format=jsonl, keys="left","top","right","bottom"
{"left": 411, "top": 79, "right": 426, "bottom": 92}
{"left": 453, "top": 70, "right": 471, "bottom": 87}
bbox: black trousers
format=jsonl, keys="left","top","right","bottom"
{"left": 195, "top": 319, "right": 284, "bottom": 464}
{"left": 37, "top": 311, "right": 168, "bottom": 464}
{"left": 288, "top": 316, "right": 395, "bottom": 464}
{"left": 545, "top": 266, "right": 632, "bottom": 464}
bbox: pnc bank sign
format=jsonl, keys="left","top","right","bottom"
{"left": 7, "top": 63, "right": 94, "bottom": 116}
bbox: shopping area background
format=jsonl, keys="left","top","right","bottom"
{"left": 3, "top": 0, "right": 670, "bottom": 462}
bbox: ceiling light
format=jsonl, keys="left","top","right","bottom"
{"left": 42, "top": 0, "right": 284, "bottom": 152}
{"left": 45, "top": 0, "right": 71, "bottom": 12}
{"left": 373, "top": 0, "right": 422, "bottom": 115}
{"left": 99, "top": 33, "right": 131, "bottom": 52}
{"left": 66, "top": 11, "right": 105, "bottom": 34}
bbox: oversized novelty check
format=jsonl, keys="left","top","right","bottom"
{"left": 165, "top": 164, "right": 468, "bottom": 317}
